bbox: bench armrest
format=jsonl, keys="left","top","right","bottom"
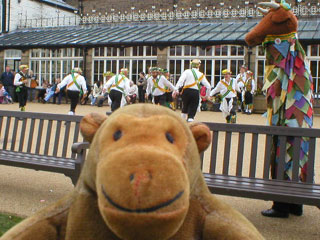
{"left": 72, "top": 142, "right": 90, "bottom": 154}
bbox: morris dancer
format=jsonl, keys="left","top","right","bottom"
{"left": 162, "top": 69, "right": 175, "bottom": 109}
{"left": 56, "top": 68, "right": 87, "bottom": 115}
{"left": 210, "top": 69, "right": 241, "bottom": 123}
{"left": 104, "top": 68, "right": 130, "bottom": 112}
{"left": 244, "top": 70, "right": 255, "bottom": 114}
{"left": 14, "top": 65, "right": 30, "bottom": 111}
{"left": 235, "top": 65, "right": 247, "bottom": 112}
{"left": 176, "top": 59, "right": 211, "bottom": 122}
{"left": 145, "top": 67, "right": 177, "bottom": 107}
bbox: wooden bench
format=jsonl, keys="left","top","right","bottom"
{"left": 0, "top": 110, "right": 85, "bottom": 185}
{"left": 69, "top": 119, "right": 320, "bottom": 206}
{"left": 201, "top": 122, "right": 320, "bottom": 206}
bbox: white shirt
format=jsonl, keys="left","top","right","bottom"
{"left": 176, "top": 68, "right": 211, "bottom": 94}
{"left": 236, "top": 73, "right": 246, "bottom": 90}
{"left": 58, "top": 73, "right": 87, "bottom": 93}
{"left": 104, "top": 74, "right": 130, "bottom": 96}
{"left": 146, "top": 75, "right": 177, "bottom": 96}
{"left": 210, "top": 78, "right": 240, "bottom": 98}
{"left": 14, "top": 72, "right": 25, "bottom": 86}
{"left": 129, "top": 84, "right": 138, "bottom": 96}
{"left": 92, "top": 83, "right": 103, "bottom": 97}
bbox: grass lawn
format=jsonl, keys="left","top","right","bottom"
{"left": 0, "top": 213, "right": 24, "bottom": 237}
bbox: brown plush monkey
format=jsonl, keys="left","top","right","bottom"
{"left": 2, "top": 104, "right": 264, "bottom": 240}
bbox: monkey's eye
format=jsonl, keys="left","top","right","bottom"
{"left": 113, "top": 130, "right": 122, "bottom": 141}
{"left": 166, "top": 132, "right": 174, "bottom": 144}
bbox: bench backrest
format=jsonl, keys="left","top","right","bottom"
{"left": 200, "top": 122, "right": 320, "bottom": 184}
{"left": 0, "top": 111, "right": 83, "bottom": 159}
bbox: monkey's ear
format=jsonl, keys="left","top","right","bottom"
{"left": 189, "top": 123, "right": 211, "bottom": 153}
{"left": 80, "top": 113, "right": 107, "bottom": 142}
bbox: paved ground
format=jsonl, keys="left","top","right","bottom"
{"left": 0, "top": 102, "right": 319, "bottom": 239}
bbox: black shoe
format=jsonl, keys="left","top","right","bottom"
{"left": 289, "top": 204, "right": 303, "bottom": 216}
{"left": 261, "top": 209, "right": 289, "bottom": 218}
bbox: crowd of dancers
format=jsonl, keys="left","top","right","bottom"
{"left": 1, "top": 61, "right": 257, "bottom": 123}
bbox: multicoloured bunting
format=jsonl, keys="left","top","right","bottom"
{"left": 262, "top": 32, "right": 313, "bottom": 181}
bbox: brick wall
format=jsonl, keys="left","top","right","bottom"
{"left": 65, "top": 0, "right": 319, "bottom": 15}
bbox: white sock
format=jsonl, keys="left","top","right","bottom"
{"left": 187, "top": 118, "right": 194, "bottom": 122}
{"left": 68, "top": 111, "right": 74, "bottom": 115}
{"left": 181, "top": 113, "right": 187, "bottom": 120}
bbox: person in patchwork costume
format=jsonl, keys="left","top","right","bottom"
{"left": 245, "top": 0, "right": 313, "bottom": 218}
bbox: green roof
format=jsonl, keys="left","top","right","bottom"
{"left": 0, "top": 19, "right": 319, "bottom": 49}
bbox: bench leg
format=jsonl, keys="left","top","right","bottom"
{"left": 71, "top": 175, "right": 78, "bottom": 185}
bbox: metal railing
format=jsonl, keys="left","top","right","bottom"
{"left": 17, "top": 4, "right": 320, "bottom": 29}
{"left": 18, "top": 16, "right": 81, "bottom": 29}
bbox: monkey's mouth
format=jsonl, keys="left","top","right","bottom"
{"left": 101, "top": 186, "right": 184, "bottom": 213}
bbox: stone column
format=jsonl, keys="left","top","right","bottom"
{"left": 244, "top": 46, "right": 256, "bottom": 72}
{"left": 0, "top": 50, "right": 5, "bottom": 73}
{"left": 84, "top": 47, "right": 93, "bottom": 85}
{"left": 21, "top": 49, "right": 30, "bottom": 65}
{"left": 157, "top": 47, "right": 168, "bottom": 69}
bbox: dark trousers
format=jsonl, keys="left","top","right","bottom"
{"left": 17, "top": 87, "right": 28, "bottom": 108}
{"left": 237, "top": 91, "right": 244, "bottom": 111}
{"left": 109, "top": 89, "right": 123, "bottom": 112}
{"left": 138, "top": 87, "right": 145, "bottom": 103}
{"left": 181, "top": 88, "right": 200, "bottom": 119}
{"left": 270, "top": 138, "right": 303, "bottom": 213}
{"left": 272, "top": 202, "right": 303, "bottom": 214}
{"left": 67, "top": 90, "right": 80, "bottom": 113}
{"left": 38, "top": 89, "right": 46, "bottom": 101}
{"left": 53, "top": 92, "right": 63, "bottom": 104}
{"left": 153, "top": 94, "right": 166, "bottom": 106}
{"left": 28, "top": 88, "right": 37, "bottom": 101}
{"left": 4, "top": 85, "right": 14, "bottom": 99}
{"left": 244, "top": 91, "right": 253, "bottom": 105}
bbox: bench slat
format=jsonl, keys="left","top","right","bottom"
{"left": 209, "top": 130, "right": 219, "bottom": 174}
{"left": 3, "top": 117, "right": 11, "bottom": 150}
{"left": 0, "top": 150, "right": 74, "bottom": 162}
{"left": 205, "top": 178, "right": 320, "bottom": 196}
{"left": 44, "top": 120, "right": 53, "bottom": 155}
{"left": 27, "top": 119, "right": 35, "bottom": 152}
{"left": 263, "top": 134, "right": 272, "bottom": 179}
{"left": 18, "top": 118, "right": 27, "bottom": 152}
{"left": 35, "top": 119, "right": 44, "bottom": 154}
{"left": 71, "top": 122, "right": 80, "bottom": 159}
{"left": 236, "top": 132, "right": 245, "bottom": 177}
{"left": 10, "top": 118, "right": 19, "bottom": 151}
{"left": 62, "top": 121, "right": 71, "bottom": 158}
{"left": 276, "top": 136, "right": 287, "bottom": 180}
{"left": 223, "top": 132, "right": 232, "bottom": 175}
{"left": 205, "top": 175, "right": 320, "bottom": 206}
{"left": 0, "top": 116, "right": 3, "bottom": 137}
{"left": 249, "top": 133, "right": 258, "bottom": 178}
{"left": 306, "top": 137, "right": 316, "bottom": 183}
{"left": 292, "top": 137, "right": 301, "bottom": 182}
{"left": 53, "top": 120, "right": 62, "bottom": 157}
{"left": 203, "top": 173, "right": 320, "bottom": 190}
